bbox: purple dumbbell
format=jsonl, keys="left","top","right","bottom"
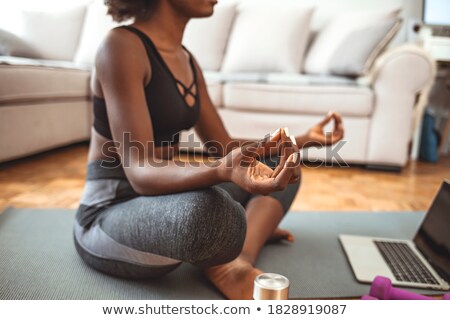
{"left": 370, "top": 276, "right": 434, "bottom": 300}
{"left": 361, "top": 295, "right": 378, "bottom": 300}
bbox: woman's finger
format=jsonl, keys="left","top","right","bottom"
{"left": 256, "top": 128, "right": 283, "bottom": 157}
{"left": 331, "top": 112, "right": 344, "bottom": 141}
{"left": 249, "top": 153, "right": 299, "bottom": 195}
{"left": 318, "top": 112, "right": 334, "bottom": 127}
{"left": 271, "top": 129, "right": 294, "bottom": 177}
{"left": 289, "top": 137, "right": 301, "bottom": 182}
{"left": 332, "top": 112, "right": 342, "bottom": 128}
{"left": 273, "top": 153, "right": 298, "bottom": 189}
{"left": 289, "top": 175, "right": 300, "bottom": 184}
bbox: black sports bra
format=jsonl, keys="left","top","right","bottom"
{"left": 93, "top": 25, "right": 201, "bottom": 146}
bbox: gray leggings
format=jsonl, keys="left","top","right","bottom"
{"left": 74, "top": 157, "right": 300, "bottom": 279}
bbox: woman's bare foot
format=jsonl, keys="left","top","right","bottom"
{"left": 267, "top": 228, "right": 295, "bottom": 244}
{"left": 204, "top": 257, "right": 263, "bottom": 300}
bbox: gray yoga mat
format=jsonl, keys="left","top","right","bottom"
{"left": 0, "top": 207, "right": 442, "bottom": 300}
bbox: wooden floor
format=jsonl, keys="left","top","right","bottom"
{"left": 0, "top": 143, "right": 449, "bottom": 212}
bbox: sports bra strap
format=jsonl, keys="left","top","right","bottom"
{"left": 117, "top": 25, "right": 198, "bottom": 104}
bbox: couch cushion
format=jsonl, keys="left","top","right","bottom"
{"left": 183, "top": 2, "right": 237, "bottom": 71}
{"left": 221, "top": 1, "right": 314, "bottom": 73}
{"left": 203, "top": 72, "right": 223, "bottom": 107}
{"left": 0, "top": 28, "right": 39, "bottom": 58}
{"left": 204, "top": 76, "right": 223, "bottom": 108}
{"left": 204, "top": 71, "right": 363, "bottom": 86}
{"left": 0, "top": 57, "right": 90, "bottom": 104}
{"left": 203, "top": 71, "right": 266, "bottom": 84}
{"left": 303, "top": 8, "right": 401, "bottom": 76}
{"left": 0, "top": 100, "right": 91, "bottom": 162}
{"left": 223, "top": 83, "right": 373, "bottom": 117}
{"left": 3, "top": 5, "right": 87, "bottom": 61}
{"left": 328, "top": 18, "right": 402, "bottom": 76}
{"left": 216, "top": 108, "right": 370, "bottom": 163}
{"left": 266, "top": 73, "right": 361, "bottom": 86}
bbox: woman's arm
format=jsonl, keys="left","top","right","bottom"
{"left": 295, "top": 112, "right": 345, "bottom": 149}
{"left": 96, "top": 29, "right": 298, "bottom": 196}
{"left": 96, "top": 29, "right": 227, "bottom": 195}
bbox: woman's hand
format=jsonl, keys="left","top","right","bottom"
{"left": 299, "top": 111, "right": 344, "bottom": 148}
{"left": 268, "top": 127, "right": 301, "bottom": 182}
{"left": 218, "top": 129, "right": 300, "bottom": 195}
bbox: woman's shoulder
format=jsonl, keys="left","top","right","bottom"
{"left": 96, "top": 27, "right": 143, "bottom": 61}
{"left": 94, "top": 26, "right": 150, "bottom": 79}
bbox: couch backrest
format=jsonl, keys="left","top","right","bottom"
{"left": 182, "top": 0, "right": 423, "bottom": 72}
{"left": 0, "top": 0, "right": 423, "bottom": 66}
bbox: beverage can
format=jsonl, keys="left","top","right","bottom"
{"left": 253, "top": 273, "right": 290, "bottom": 300}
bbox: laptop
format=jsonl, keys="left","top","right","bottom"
{"left": 339, "top": 180, "right": 450, "bottom": 290}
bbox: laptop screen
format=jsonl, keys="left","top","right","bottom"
{"left": 413, "top": 181, "right": 450, "bottom": 280}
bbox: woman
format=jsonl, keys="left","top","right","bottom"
{"left": 74, "top": 0, "right": 344, "bottom": 300}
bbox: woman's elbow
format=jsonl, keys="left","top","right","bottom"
{"left": 124, "top": 167, "right": 157, "bottom": 196}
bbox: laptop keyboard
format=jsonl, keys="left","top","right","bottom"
{"left": 374, "top": 241, "right": 440, "bottom": 285}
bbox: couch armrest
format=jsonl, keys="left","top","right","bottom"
{"left": 366, "top": 44, "right": 436, "bottom": 166}
{"left": 370, "top": 44, "right": 436, "bottom": 93}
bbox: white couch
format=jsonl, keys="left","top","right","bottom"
{"left": 0, "top": 0, "right": 436, "bottom": 169}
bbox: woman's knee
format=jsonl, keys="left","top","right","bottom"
{"left": 181, "top": 187, "right": 247, "bottom": 265}
{"left": 74, "top": 232, "right": 181, "bottom": 279}
{"left": 287, "top": 177, "right": 301, "bottom": 203}
{"left": 267, "top": 176, "right": 301, "bottom": 214}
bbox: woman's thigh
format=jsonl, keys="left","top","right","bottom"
{"left": 74, "top": 186, "right": 246, "bottom": 279}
